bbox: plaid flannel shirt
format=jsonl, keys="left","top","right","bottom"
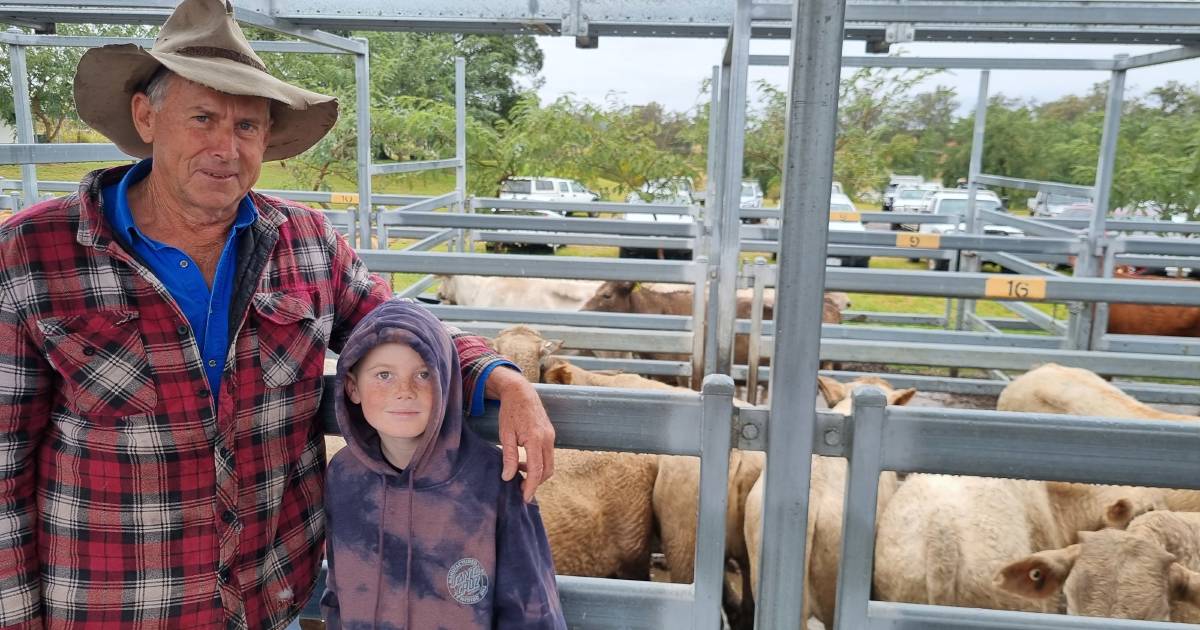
{"left": 0, "top": 167, "right": 505, "bottom": 629}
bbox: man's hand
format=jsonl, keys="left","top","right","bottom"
{"left": 486, "top": 366, "right": 555, "bottom": 502}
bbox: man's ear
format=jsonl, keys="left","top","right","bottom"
{"left": 344, "top": 372, "right": 362, "bottom": 404}
{"left": 1169, "top": 563, "right": 1200, "bottom": 607}
{"left": 130, "top": 91, "right": 156, "bottom": 144}
{"left": 994, "top": 545, "right": 1080, "bottom": 600}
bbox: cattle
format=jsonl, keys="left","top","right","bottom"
{"left": 998, "top": 363, "right": 1198, "bottom": 422}
{"left": 1107, "top": 271, "right": 1200, "bottom": 337}
{"left": 490, "top": 325, "right": 563, "bottom": 382}
{"left": 743, "top": 376, "right": 916, "bottom": 627}
{"left": 996, "top": 510, "right": 1200, "bottom": 623}
{"left": 997, "top": 363, "right": 1199, "bottom": 513}
{"left": 436, "top": 275, "right": 603, "bottom": 310}
{"left": 536, "top": 449, "right": 661, "bottom": 580}
{"left": 874, "top": 474, "right": 1166, "bottom": 614}
{"left": 580, "top": 281, "right": 848, "bottom": 366}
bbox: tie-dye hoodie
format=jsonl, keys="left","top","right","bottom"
{"left": 322, "top": 300, "right": 566, "bottom": 629}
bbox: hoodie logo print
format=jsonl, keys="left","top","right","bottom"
{"left": 447, "top": 557, "right": 489, "bottom": 605}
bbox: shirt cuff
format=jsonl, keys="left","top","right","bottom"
{"left": 470, "top": 359, "right": 520, "bottom": 417}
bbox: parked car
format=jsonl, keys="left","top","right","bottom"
{"left": 498, "top": 176, "right": 600, "bottom": 217}
{"left": 827, "top": 193, "right": 870, "bottom": 268}
{"left": 1028, "top": 191, "right": 1092, "bottom": 218}
{"left": 882, "top": 174, "right": 924, "bottom": 212}
{"left": 740, "top": 180, "right": 764, "bottom": 209}
{"left": 917, "top": 190, "right": 1025, "bottom": 271}
{"left": 620, "top": 177, "right": 697, "bottom": 260}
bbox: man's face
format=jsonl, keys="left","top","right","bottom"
{"left": 131, "top": 75, "right": 271, "bottom": 218}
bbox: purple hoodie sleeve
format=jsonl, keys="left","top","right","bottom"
{"left": 494, "top": 483, "right": 567, "bottom": 629}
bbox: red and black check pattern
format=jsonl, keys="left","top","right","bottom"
{"left": 0, "top": 168, "right": 503, "bottom": 629}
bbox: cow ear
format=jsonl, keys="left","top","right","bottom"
{"left": 616, "top": 281, "right": 637, "bottom": 295}
{"left": 994, "top": 545, "right": 1080, "bottom": 600}
{"left": 544, "top": 363, "right": 572, "bottom": 385}
{"left": 1169, "top": 563, "right": 1200, "bottom": 607}
{"left": 817, "top": 376, "right": 846, "bottom": 407}
{"left": 1104, "top": 499, "right": 1135, "bottom": 529}
{"left": 541, "top": 338, "right": 564, "bottom": 356}
{"left": 887, "top": 387, "right": 917, "bottom": 407}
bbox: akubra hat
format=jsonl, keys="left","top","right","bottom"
{"left": 73, "top": 0, "right": 338, "bottom": 162}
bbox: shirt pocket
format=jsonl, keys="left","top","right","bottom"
{"left": 252, "top": 291, "right": 325, "bottom": 389}
{"left": 36, "top": 310, "right": 158, "bottom": 419}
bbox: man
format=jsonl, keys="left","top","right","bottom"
{"left": 0, "top": 1, "right": 555, "bottom": 627}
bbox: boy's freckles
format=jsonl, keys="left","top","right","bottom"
{"left": 346, "top": 342, "right": 437, "bottom": 440}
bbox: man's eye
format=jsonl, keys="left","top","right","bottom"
{"left": 194, "top": 115, "right": 209, "bottom": 123}
{"left": 238, "top": 122, "right": 257, "bottom": 132}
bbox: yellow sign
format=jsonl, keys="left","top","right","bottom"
{"left": 895, "top": 233, "right": 941, "bottom": 249}
{"left": 984, "top": 276, "right": 1047, "bottom": 300}
{"left": 330, "top": 192, "right": 360, "bottom": 204}
{"left": 829, "top": 211, "right": 861, "bottom": 223}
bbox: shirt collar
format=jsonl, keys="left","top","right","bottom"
{"left": 112, "top": 158, "right": 259, "bottom": 250}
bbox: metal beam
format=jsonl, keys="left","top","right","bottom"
{"left": 1116, "top": 45, "right": 1200, "bottom": 69}
{"left": 750, "top": 54, "right": 1118, "bottom": 71}
{"left": 975, "top": 173, "right": 1094, "bottom": 197}
{"left": 0, "top": 31, "right": 343, "bottom": 52}
{"left": 370, "top": 158, "right": 462, "bottom": 176}
{"left": 378, "top": 210, "right": 699, "bottom": 238}
{"left": 0, "top": 143, "right": 134, "bottom": 165}
{"left": 355, "top": 250, "right": 707, "bottom": 284}
{"left": 867, "top": 601, "right": 1187, "bottom": 630}
{"left": 479, "top": 197, "right": 693, "bottom": 215}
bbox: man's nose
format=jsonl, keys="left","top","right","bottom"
{"left": 209, "top": 123, "right": 239, "bottom": 160}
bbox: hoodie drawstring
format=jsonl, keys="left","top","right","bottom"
{"left": 404, "top": 472, "right": 414, "bottom": 629}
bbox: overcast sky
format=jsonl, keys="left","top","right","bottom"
{"left": 533, "top": 36, "right": 1200, "bottom": 115}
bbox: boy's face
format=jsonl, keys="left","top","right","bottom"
{"left": 345, "top": 342, "right": 436, "bottom": 440}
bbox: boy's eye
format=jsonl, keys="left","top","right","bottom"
{"left": 374, "top": 371, "right": 392, "bottom": 381}
{"left": 416, "top": 370, "right": 431, "bottom": 381}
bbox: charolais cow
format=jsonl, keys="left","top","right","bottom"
{"left": 436, "top": 275, "right": 602, "bottom": 310}
{"left": 996, "top": 510, "right": 1200, "bottom": 623}
{"left": 743, "top": 376, "right": 917, "bottom": 627}
{"left": 490, "top": 325, "right": 563, "bottom": 383}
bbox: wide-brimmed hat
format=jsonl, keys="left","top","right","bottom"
{"left": 74, "top": 0, "right": 338, "bottom": 162}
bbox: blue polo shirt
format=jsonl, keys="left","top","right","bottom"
{"left": 102, "top": 159, "right": 256, "bottom": 410}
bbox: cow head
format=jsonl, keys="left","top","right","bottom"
{"left": 996, "top": 525, "right": 1200, "bottom": 621}
{"left": 582, "top": 281, "right": 638, "bottom": 313}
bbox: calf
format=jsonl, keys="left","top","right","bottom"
{"left": 997, "top": 510, "right": 1200, "bottom": 623}
{"left": 1107, "top": 271, "right": 1200, "bottom": 337}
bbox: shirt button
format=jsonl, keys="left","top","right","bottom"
{"left": 197, "top": 388, "right": 210, "bottom": 398}
{"left": 221, "top": 509, "right": 237, "bottom": 525}
{"left": 179, "top": 260, "right": 189, "bottom": 269}
{"left": 82, "top": 346, "right": 96, "bottom": 356}
{"left": 208, "top": 359, "right": 218, "bottom": 368}
{"left": 177, "top": 325, "right": 188, "bottom": 336}
{"left": 218, "top": 566, "right": 231, "bottom": 583}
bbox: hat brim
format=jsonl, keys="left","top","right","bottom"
{"left": 74, "top": 44, "right": 338, "bottom": 162}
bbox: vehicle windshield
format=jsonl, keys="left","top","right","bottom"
{"left": 501, "top": 180, "right": 531, "bottom": 194}
{"left": 831, "top": 201, "right": 855, "bottom": 212}
{"left": 898, "top": 189, "right": 926, "bottom": 200}
{"left": 741, "top": 183, "right": 757, "bottom": 197}
{"left": 937, "top": 198, "right": 1000, "bottom": 213}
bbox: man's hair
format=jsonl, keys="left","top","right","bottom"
{"left": 142, "top": 66, "right": 176, "bottom": 110}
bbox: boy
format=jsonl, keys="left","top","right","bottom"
{"left": 322, "top": 300, "right": 566, "bottom": 629}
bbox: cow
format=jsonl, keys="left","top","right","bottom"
{"left": 743, "top": 376, "right": 917, "bottom": 627}
{"left": 1107, "top": 271, "right": 1200, "bottom": 337}
{"left": 996, "top": 510, "right": 1200, "bottom": 623}
{"left": 490, "top": 325, "right": 563, "bottom": 383}
{"left": 436, "top": 275, "right": 603, "bottom": 310}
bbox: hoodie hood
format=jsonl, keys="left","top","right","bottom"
{"left": 335, "top": 299, "right": 464, "bottom": 485}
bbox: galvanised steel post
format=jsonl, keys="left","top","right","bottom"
{"left": 833, "top": 386, "right": 887, "bottom": 630}
{"left": 1077, "top": 58, "right": 1127, "bottom": 349}
{"left": 354, "top": 38, "right": 371, "bottom": 249}
{"left": 692, "top": 374, "right": 735, "bottom": 628}
{"left": 755, "top": 0, "right": 847, "bottom": 627}
{"left": 713, "top": 0, "right": 753, "bottom": 375}
{"left": 7, "top": 29, "right": 38, "bottom": 209}
{"left": 697, "top": 64, "right": 722, "bottom": 384}
{"left": 955, "top": 70, "right": 989, "bottom": 331}
{"left": 704, "top": 62, "right": 732, "bottom": 376}
{"left": 1090, "top": 233, "right": 1122, "bottom": 350}
{"left": 455, "top": 57, "right": 468, "bottom": 253}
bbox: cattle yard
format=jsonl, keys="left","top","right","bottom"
{"left": 3, "top": 1, "right": 1200, "bottom": 629}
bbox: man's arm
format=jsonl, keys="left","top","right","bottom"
{"left": 0, "top": 270, "right": 49, "bottom": 628}
{"left": 447, "top": 326, "right": 555, "bottom": 503}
